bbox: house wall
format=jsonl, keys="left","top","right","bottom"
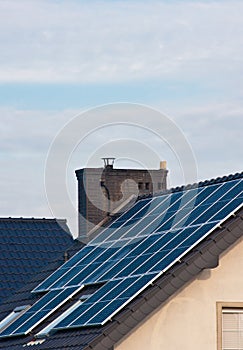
{"left": 115, "top": 236, "right": 243, "bottom": 350}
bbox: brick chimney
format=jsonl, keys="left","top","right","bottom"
{"left": 75, "top": 159, "right": 168, "bottom": 241}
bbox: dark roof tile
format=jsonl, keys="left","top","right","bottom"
{"left": 0, "top": 218, "right": 77, "bottom": 304}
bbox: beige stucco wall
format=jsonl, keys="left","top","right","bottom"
{"left": 115, "top": 237, "right": 243, "bottom": 350}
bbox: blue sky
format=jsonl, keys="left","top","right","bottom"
{"left": 0, "top": 0, "right": 242, "bottom": 236}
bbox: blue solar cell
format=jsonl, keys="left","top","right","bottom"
{"left": 220, "top": 180, "right": 243, "bottom": 200}
{"left": 32, "top": 269, "right": 67, "bottom": 293}
{"left": 151, "top": 192, "right": 183, "bottom": 215}
{"left": 91, "top": 199, "right": 152, "bottom": 244}
{"left": 74, "top": 245, "right": 109, "bottom": 265}
{"left": 191, "top": 202, "right": 230, "bottom": 226}
{"left": 96, "top": 256, "right": 136, "bottom": 282}
{"left": 54, "top": 303, "right": 90, "bottom": 329}
{"left": 138, "top": 232, "right": 180, "bottom": 256}
{"left": 103, "top": 221, "right": 139, "bottom": 241}
{"left": 181, "top": 206, "right": 210, "bottom": 227}
{"left": 53, "top": 263, "right": 101, "bottom": 288}
{"left": 105, "top": 197, "right": 175, "bottom": 242}
{"left": 86, "top": 280, "right": 119, "bottom": 303}
{"left": 125, "top": 234, "right": 164, "bottom": 259}
{"left": 28, "top": 290, "right": 61, "bottom": 313}
{"left": 60, "top": 246, "right": 95, "bottom": 268}
{"left": 148, "top": 223, "right": 217, "bottom": 274}
{"left": 92, "top": 247, "right": 119, "bottom": 263}
{"left": 13, "top": 311, "right": 49, "bottom": 336}
{"left": 78, "top": 301, "right": 112, "bottom": 325}
{"left": 33, "top": 246, "right": 95, "bottom": 292}
{"left": 153, "top": 211, "right": 181, "bottom": 232}
{"left": 167, "top": 190, "right": 196, "bottom": 212}
{"left": 182, "top": 187, "right": 241, "bottom": 227}
{"left": 82, "top": 253, "right": 136, "bottom": 285}
{"left": 121, "top": 217, "right": 158, "bottom": 239}
{"left": 193, "top": 185, "right": 217, "bottom": 205}
{"left": 113, "top": 255, "right": 153, "bottom": 279}
{"left": 101, "top": 277, "right": 138, "bottom": 302}
{"left": 116, "top": 198, "right": 152, "bottom": 222}
{"left": 120, "top": 273, "right": 157, "bottom": 299}
{"left": 86, "top": 299, "right": 125, "bottom": 325}
{"left": 211, "top": 197, "right": 243, "bottom": 222}
{"left": 89, "top": 225, "right": 117, "bottom": 243}
{"left": 0, "top": 312, "right": 35, "bottom": 336}
{"left": 71, "top": 261, "right": 115, "bottom": 285}
{"left": 148, "top": 246, "right": 190, "bottom": 273}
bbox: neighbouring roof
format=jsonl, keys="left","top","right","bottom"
{"left": 0, "top": 218, "right": 76, "bottom": 303}
{"left": 0, "top": 172, "right": 242, "bottom": 350}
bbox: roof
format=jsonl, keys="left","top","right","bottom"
{"left": 0, "top": 218, "right": 75, "bottom": 303}
{"left": 0, "top": 172, "right": 242, "bottom": 350}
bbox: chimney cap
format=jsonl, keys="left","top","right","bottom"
{"left": 102, "top": 157, "right": 116, "bottom": 169}
{"left": 160, "top": 161, "right": 167, "bottom": 170}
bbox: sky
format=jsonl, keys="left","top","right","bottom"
{"left": 0, "top": 0, "right": 242, "bottom": 236}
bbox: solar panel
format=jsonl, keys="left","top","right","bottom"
{"left": 0, "top": 286, "right": 82, "bottom": 337}
{"left": 2, "top": 177, "right": 242, "bottom": 337}
{"left": 55, "top": 273, "right": 158, "bottom": 328}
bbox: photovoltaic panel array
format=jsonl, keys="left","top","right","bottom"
{"left": 0, "top": 177, "right": 242, "bottom": 336}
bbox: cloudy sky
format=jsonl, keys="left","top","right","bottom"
{"left": 0, "top": 0, "right": 242, "bottom": 236}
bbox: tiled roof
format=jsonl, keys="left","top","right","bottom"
{"left": 0, "top": 172, "right": 242, "bottom": 350}
{"left": 0, "top": 218, "right": 76, "bottom": 303}
{"left": 0, "top": 248, "right": 100, "bottom": 350}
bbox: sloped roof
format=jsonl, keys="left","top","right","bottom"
{"left": 0, "top": 218, "right": 75, "bottom": 303}
{"left": 0, "top": 172, "right": 242, "bottom": 350}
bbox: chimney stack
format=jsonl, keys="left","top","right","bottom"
{"left": 75, "top": 160, "right": 168, "bottom": 242}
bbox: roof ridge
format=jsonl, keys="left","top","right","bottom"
{"left": 138, "top": 170, "right": 243, "bottom": 200}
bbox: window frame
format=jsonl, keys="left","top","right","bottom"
{"left": 217, "top": 302, "right": 243, "bottom": 350}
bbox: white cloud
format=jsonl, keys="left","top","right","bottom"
{"left": 0, "top": 0, "right": 243, "bottom": 84}
{"left": 166, "top": 102, "right": 243, "bottom": 181}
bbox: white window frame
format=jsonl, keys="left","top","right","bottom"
{"left": 217, "top": 302, "right": 243, "bottom": 350}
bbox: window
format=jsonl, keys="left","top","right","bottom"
{"left": 217, "top": 302, "right": 243, "bottom": 350}
{"left": 138, "top": 182, "right": 143, "bottom": 190}
{"left": 145, "top": 182, "right": 150, "bottom": 190}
